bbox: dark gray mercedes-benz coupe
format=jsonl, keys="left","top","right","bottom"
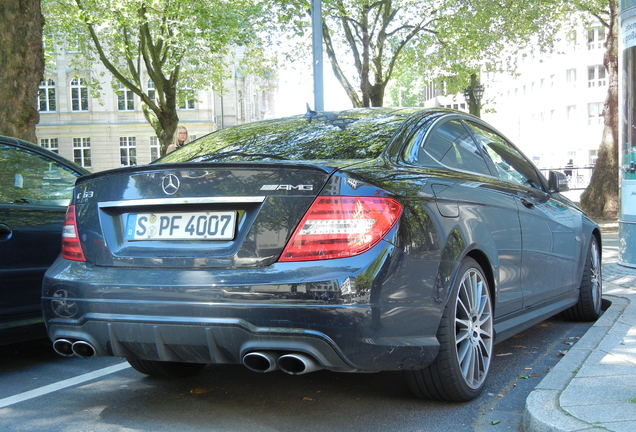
{"left": 43, "top": 108, "right": 601, "bottom": 401}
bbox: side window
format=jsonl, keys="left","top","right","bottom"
{"left": 0, "top": 144, "right": 79, "bottom": 206}
{"left": 465, "top": 122, "right": 544, "bottom": 190}
{"left": 418, "top": 120, "right": 491, "bottom": 176}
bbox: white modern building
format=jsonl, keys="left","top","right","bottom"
{"left": 424, "top": 21, "right": 608, "bottom": 172}
{"left": 36, "top": 50, "right": 275, "bottom": 172}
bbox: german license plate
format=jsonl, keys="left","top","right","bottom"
{"left": 125, "top": 211, "right": 236, "bottom": 241}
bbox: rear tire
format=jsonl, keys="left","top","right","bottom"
{"left": 563, "top": 236, "right": 602, "bottom": 321}
{"left": 127, "top": 359, "right": 206, "bottom": 378}
{"left": 405, "top": 257, "right": 493, "bottom": 401}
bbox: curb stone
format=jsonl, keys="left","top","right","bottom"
{"left": 522, "top": 293, "right": 629, "bottom": 432}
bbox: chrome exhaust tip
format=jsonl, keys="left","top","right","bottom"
{"left": 52, "top": 339, "right": 74, "bottom": 357}
{"left": 278, "top": 353, "right": 321, "bottom": 375}
{"left": 71, "top": 340, "right": 96, "bottom": 359}
{"left": 242, "top": 351, "right": 278, "bottom": 373}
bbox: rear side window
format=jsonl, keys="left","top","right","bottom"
{"left": 0, "top": 144, "right": 79, "bottom": 206}
{"left": 418, "top": 120, "right": 491, "bottom": 176}
{"left": 465, "top": 122, "right": 545, "bottom": 191}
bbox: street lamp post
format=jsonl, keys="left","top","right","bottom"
{"left": 311, "top": 0, "right": 324, "bottom": 112}
{"left": 463, "top": 73, "right": 484, "bottom": 117}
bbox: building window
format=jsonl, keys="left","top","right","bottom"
{"left": 120, "top": 137, "right": 137, "bottom": 166}
{"left": 566, "top": 105, "right": 577, "bottom": 121}
{"left": 40, "top": 138, "right": 59, "bottom": 153}
{"left": 38, "top": 79, "right": 56, "bottom": 112}
{"left": 117, "top": 83, "right": 135, "bottom": 111}
{"left": 567, "top": 30, "right": 577, "bottom": 48}
{"left": 178, "top": 86, "right": 196, "bottom": 110}
{"left": 73, "top": 137, "right": 91, "bottom": 167}
{"left": 566, "top": 68, "right": 577, "bottom": 85}
{"left": 587, "top": 65, "right": 606, "bottom": 87}
{"left": 587, "top": 102, "right": 604, "bottom": 125}
{"left": 150, "top": 136, "right": 159, "bottom": 161}
{"left": 587, "top": 26, "right": 606, "bottom": 50}
{"left": 589, "top": 149, "right": 598, "bottom": 165}
{"left": 70, "top": 78, "right": 88, "bottom": 112}
{"left": 147, "top": 80, "right": 156, "bottom": 104}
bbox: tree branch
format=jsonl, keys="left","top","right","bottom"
{"left": 322, "top": 23, "right": 362, "bottom": 107}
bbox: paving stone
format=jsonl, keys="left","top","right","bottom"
{"left": 604, "top": 421, "right": 636, "bottom": 432}
{"left": 565, "top": 403, "right": 636, "bottom": 423}
{"left": 576, "top": 350, "right": 636, "bottom": 378}
{"left": 560, "top": 375, "right": 636, "bottom": 407}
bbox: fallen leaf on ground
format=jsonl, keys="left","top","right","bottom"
{"left": 490, "top": 420, "right": 501, "bottom": 425}
{"left": 189, "top": 388, "right": 209, "bottom": 395}
{"left": 512, "top": 345, "right": 527, "bottom": 349}
{"left": 303, "top": 396, "right": 314, "bottom": 401}
{"left": 496, "top": 352, "right": 512, "bottom": 357}
{"left": 530, "top": 373, "right": 539, "bottom": 377}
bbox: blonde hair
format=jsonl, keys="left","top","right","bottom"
{"left": 172, "top": 126, "right": 188, "bottom": 148}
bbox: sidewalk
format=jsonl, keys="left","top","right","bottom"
{"left": 523, "top": 256, "right": 636, "bottom": 431}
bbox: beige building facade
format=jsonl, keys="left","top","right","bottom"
{"left": 36, "top": 51, "right": 275, "bottom": 172}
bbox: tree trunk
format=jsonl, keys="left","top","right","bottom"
{"left": 580, "top": 3, "right": 619, "bottom": 218}
{"left": 140, "top": 83, "right": 179, "bottom": 156}
{"left": 369, "top": 84, "right": 385, "bottom": 107}
{"left": 0, "top": 0, "right": 43, "bottom": 142}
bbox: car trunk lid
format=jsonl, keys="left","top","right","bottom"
{"left": 73, "top": 162, "right": 352, "bottom": 268}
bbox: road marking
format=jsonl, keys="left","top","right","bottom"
{"left": 0, "top": 362, "right": 131, "bottom": 409}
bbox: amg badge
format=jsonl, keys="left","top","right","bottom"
{"left": 260, "top": 184, "right": 314, "bottom": 191}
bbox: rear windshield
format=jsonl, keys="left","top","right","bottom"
{"left": 156, "top": 109, "right": 422, "bottom": 163}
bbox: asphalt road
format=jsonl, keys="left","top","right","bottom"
{"left": 0, "top": 317, "right": 593, "bottom": 432}
{"left": 1, "top": 230, "right": 615, "bottom": 432}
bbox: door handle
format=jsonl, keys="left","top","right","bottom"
{"left": 520, "top": 197, "right": 534, "bottom": 209}
{"left": 0, "top": 223, "right": 12, "bottom": 241}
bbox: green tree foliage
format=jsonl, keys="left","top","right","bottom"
{"left": 278, "top": 1, "right": 566, "bottom": 109}
{"left": 386, "top": 0, "right": 619, "bottom": 218}
{"left": 43, "top": 0, "right": 268, "bottom": 155}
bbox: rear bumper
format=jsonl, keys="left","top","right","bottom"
{"left": 42, "top": 242, "right": 443, "bottom": 371}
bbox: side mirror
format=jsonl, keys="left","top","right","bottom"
{"left": 548, "top": 170, "right": 569, "bottom": 193}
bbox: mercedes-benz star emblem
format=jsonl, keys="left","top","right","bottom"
{"left": 161, "top": 174, "right": 180, "bottom": 195}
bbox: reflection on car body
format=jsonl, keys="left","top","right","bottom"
{"left": 42, "top": 109, "right": 601, "bottom": 401}
{"left": 0, "top": 136, "right": 87, "bottom": 344}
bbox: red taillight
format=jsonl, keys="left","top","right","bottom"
{"left": 279, "top": 196, "right": 402, "bottom": 262}
{"left": 61, "top": 205, "right": 86, "bottom": 262}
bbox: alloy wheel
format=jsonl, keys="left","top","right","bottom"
{"left": 454, "top": 268, "right": 493, "bottom": 390}
{"left": 590, "top": 239, "right": 602, "bottom": 313}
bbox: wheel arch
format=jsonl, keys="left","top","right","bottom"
{"left": 465, "top": 249, "right": 496, "bottom": 314}
{"left": 592, "top": 228, "right": 602, "bottom": 260}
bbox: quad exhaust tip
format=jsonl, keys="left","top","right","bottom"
{"left": 52, "top": 339, "right": 96, "bottom": 358}
{"left": 242, "top": 351, "right": 279, "bottom": 373}
{"left": 277, "top": 353, "right": 321, "bottom": 375}
{"left": 52, "top": 339, "right": 74, "bottom": 357}
{"left": 72, "top": 340, "right": 96, "bottom": 358}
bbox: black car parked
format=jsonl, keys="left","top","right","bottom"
{"left": 0, "top": 136, "right": 87, "bottom": 344}
{"left": 43, "top": 109, "right": 600, "bottom": 401}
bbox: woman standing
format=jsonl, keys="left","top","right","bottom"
{"left": 166, "top": 126, "right": 188, "bottom": 153}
